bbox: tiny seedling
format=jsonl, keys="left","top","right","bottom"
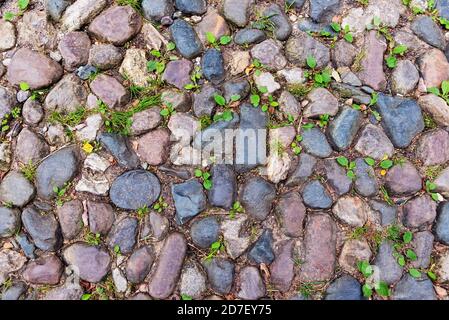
{"left": 229, "top": 201, "right": 244, "bottom": 219}
{"left": 20, "top": 160, "right": 36, "bottom": 182}
{"left": 204, "top": 240, "right": 224, "bottom": 261}
{"left": 385, "top": 45, "right": 408, "bottom": 69}
{"left": 181, "top": 294, "right": 193, "bottom": 300}
{"left": 137, "top": 205, "right": 150, "bottom": 219}
{"left": 153, "top": 196, "right": 168, "bottom": 213}
{"left": 317, "top": 114, "right": 330, "bottom": 128}
{"left": 380, "top": 185, "right": 394, "bottom": 206}
{"left": 428, "top": 80, "right": 449, "bottom": 105}
{"left": 160, "top": 102, "right": 176, "bottom": 119}
{"left": 425, "top": 180, "right": 441, "bottom": 202}
{"left": 357, "top": 260, "right": 390, "bottom": 298}
{"left": 86, "top": 232, "right": 101, "bottom": 246}
{"left": 184, "top": 66, "right": 202, "bottom": 92}
{"left": 53, "top": 182, "right": 71, "bottom": 207}
{"left": 205, "top": 32, "right": 232, "bottom": 49}
{"left": 1, "top": 107, "right": 21, "bottom": 134}
{"left": 3, "top": 0, "right": 30, "bottom": 21}
{"left": 113, "top": 245, "right": 121, "bottom": 256}
{"left": 330, "top": 22, "right": 354, "bottom": 43}
{"left": 336, "top": 156, "right": 356, "bottom": 180}
{"left": 290, "top": 134, "right": 303, "bottom": 155}
{"left": 195, "top": 168, "right": 213, "bottom": 190}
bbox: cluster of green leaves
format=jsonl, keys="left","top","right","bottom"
{"left": 81, "top": 280, "right": 115, "bottom": 300}
{"left": 297, "top": 281, "right": 325, "bottom": 299}
{"left": 357, "top": 260, "right": 390, "bottom": 298}
{"left": 290, "top": 134, "right": 303, "bottom": 155}
{"left": 205, "top": 239, "right": 224, "bottom": 261}
{"left": 98, "top": 94, "right": 161, "bottom": 135}
{"left": 147, "top": 42, "right": 177, "bottom": 77}
{"left": 365, "top": 156, "right": 394, "bottom": 170}
{"left": 317, "top": 114, "right": 330, "bottom": 128}
{"left": 251, "top": 59, "right": 265, "bottom": 77}
{"left": 425, "top": 180, "right": 441, "bottom": 202}
{"left": 181, "top": 294, "right": 193, "bottom": 300}
{"left": 3, "top": 0, "right": 30, "bottom": 21}
{"left": 20, "top": 160, "right": 36, "bottom": 182}
{"left": 385, "top": 44, "right": 408, "bottom": 69}
{"left": 304, "top": 55, "right": 332, "bottom": 88}
{"left": 85, "top": 232, "right": 101, "bottom": 246}
{"left": 250, "top": 86, "right": 279, "bottom": 113}
{"left": 212, "top": 94, "right": 237, "bottom": 122}
{"left": 136, "top": 205, "right": 150, "bottom": 219}
{"left": 229, "top": 201, "right": 244, "bottom": 219}
{"left": 357, "top": 0, "right": 369, "bottom": 5}
{"left": 49, "top": 107, "right": 87, "bottom": 128}
{"left": 153, "top": 196, "right": 168, "bottom": 213}
{"left": 336, "top": 156, "right": 356, "bottom": 180}
{"left": 428, "top": 80, "right": 449, "bottom": 104}
{"left": 160, "top": 102, "right": 176, "bottom": 119}
{"left": 184, "top": 66, "right": 202, "bottom": 92}
{"left": 251, "top": 12, "right": 277, "bottom": 35}
{"left": 113, "top": 245, "right": 121, "bottom": 256}
{"left": 330, "top": 22, "right": 354, "bottom": 43}
{"left": 195, "top": 168, "right": 213, "bottom": 190}
{"left": 205, "top": 32, "right": 232, "bottom": 49}
{"left": 1, "top": 106, "right": 21, "bottom": 133}
{"left": 53, "top": 182, "right": 72, "bottom": 207}
{"left": 352, "top": 92, "right": 381, "bottom": 121}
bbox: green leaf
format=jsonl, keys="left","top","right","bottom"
{"left": 385, "top": 55, "right": 397, "bottom": 68}
{"left": 406, "top": 249, "right": 418, "bottom": 261}
{"left": 184, "top": 83, "right": 195, "bottom": 90}
{"left": 194, "top": 169, "right": 203, "bottom": 177}
{"left": 230, "top": 94, "right": 241, "bottom": 102}
{"left": 166, "top": 42, "right": 176, "bottom": 51}
{"left": 203, "top": 179, "right": 212, "bottom": 190}
{"left": 373, "top": 16, "right": 381, "bottom": 27}
{"left": 219, "top": 35, "right": 232, "bottom": 45}
{"left": 427, "top": 271, "right": 437, "bottom": 281}
{"left": 258, "top": 86, "right": 268, "bottom": 94}
{"left": 222, "top": 110, "right": 233, "bottom": 121}
{"left": 306, "top": 55, "right": 317, "bottom": 69}
{"left": 403, "top": 231, "right": 413, "bottom": 244}
{"left": 147, "top": 60, "right": 158, "bottom": 72}
{"left": 213, "top": 94, "right": 226, "bottom": 106}
{"left": 19, "top": 82, "right": 30, "bottom": 91}
{"left": 409, "top": 268, "right": 421, "bottom": 278}
{"left": 330, "top": 22, "right": 341, "bottom": 32}
{"left": 160, "top": 109, "right": 170, "bottom": 117}
{"left": 426, "top": 180, "right": 437, "bottom": 191}
{"left": 336, "top": 156, "right": 349, "bottom": 167}
{"left": 344, "top": 33, "right": 354, "bottom": 43}
{"left": 181, "top": 294, "right": 192, "bottom": 300}
{"left": 202, "top": 172, "right": 211, "bottom": 180}
{"left": 18, "top": 0, "right": 29, "bottom": 11}
{"left": 261, "top": 104, "right": 268, "bottom": 112}
{"left": 150, "top": 49, "right": 161, "bottom": 58}
{"left": 362, "top": 284, "right": 373, "bottom": 298}
{"left": 364, "top": 157, "right": 375, "bottom": 166}
{"left": 206, "top": 32, "right": 216, "bottom": 44}
{"left": 211, "top": 241, "right": 221, "bottom": 250}
{"left": 250, "top": 94, "right": 260, "bottom": 107}
{"left": 442, "top": 80, "right": 449, "bottom": 96}
{"left": 155, "top": 62, "right": 166, "bottom": 74}
{"left": 346, "top": 170, "right": 355, "bottom": 180}
{"left": 375, "top": 282, "right": 390, "bottom": 297}
{"left": 393, "top": 45, "right": 407, "bottom": 55}
{"left": 397, "top": 255, "right": 406, "bottom": 267}
{"left": 431, "top": 192, "right": 440, "bottom": 202}
{"left": 81, "top": 294, "right": 92, "bottom": 300}
{"left": 428, "top": 87, "right": 441, "bottom": 96}
{"left": 380, "top": 159, "right": 393, "bottom": 169}
{"left": 3, "top": 12, "right": 15, "bottom": 21}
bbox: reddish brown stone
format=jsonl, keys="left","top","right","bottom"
{"left": 136, "top": 128, "right": 171, "bottom": 166}
{"left": 357, "top": 31, "right": 387, "bottom": 91}
{"left": 22, "top": 255, "right": 63, "bottom": 285}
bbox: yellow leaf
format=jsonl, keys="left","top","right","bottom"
{"left": 382, "top": 155, "right": 389, "bottom": 160}
{"left": 380, "top": 169, "right": 387, "bottom": 176}
{"left": 83, "top": 142, "right": 94, "bottom": 154}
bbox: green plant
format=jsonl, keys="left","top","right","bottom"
{"left": 85, "top": 232, "right": 101, "bottom": 246}
{"left": 428, "top": 80, "right": 449, "bottom": 104}
{"left": 298, "top": 281, "right": 326, "bottom": 298}
{"left": 113, "top": 245, "right": 121, "bottom": 256}
{"left": 330, "top": 22, "right": 354, "bottom": 43}
{"left": 116, "top": 0, "right": 141, "bottom": 12}
{"left": 53, "top": 182, "right": 71, "bottom": 207}
{"left": 20, "top": 160, "right": 36, "bottom": 182}
{"left": 336, "top": 156, "right": 356, "bottom": 180}
{"left": 98, "top": 95, "right": 161, "bottom": 135}
{"left": 251, "top": 12, "right": 277, "bottom": 36}
{"left": 317, "top": 114, "right": 330, "bottom": 128}
{"left": 2, "top": 201, "right": 13, "bottom": 208}
{"left": 153, "top": 196, "right": 168, "bottom": 213}
{"left": 385, "top": 45, "right": 408, "bottom": 69}
{"left": 250, "top": 86, "right": 279, "bottom": 113}
{"left": 181, "top": 294, "right": 193, "bottom": 300}
{"left": 195, "top": 168, "right": 213, "bottom": 190}
{"left": 211, "top": 94, "right": 235, "bottom": 121}
{"left": 147, "top": 42, "right": 177, "bottom": 81}
{"left": 303, "top": 55, "right": 332, "bottom": 88}
{"left": 425, "top": 165, "right": 443, "bottom": 181}
{"left": 357, "top": 0, "right": 369, "bottom": 5}
{"left": 184, "top": 66, "right": 202, "bottom": 92}
{"left": 380, "top": 185, "right": 394, "bottom": 206}
{"left": 251, "top": 59, "right": 265, "bottom": 77}
{"left": 425, "top": 180, "right": 441, "bottom": 202}
{"left": 424, "top": 113, "right": 437, "bottom": 129}
{"left": 137, "top": 205, "right": 150, "bottom": 219}
{"left": 204, "top": 239, "right": 224, "bottom": 261}
{"left": 357, "top": 260, "right": 390, "bottom": 298}
{"left": 1, "top": 106, "right": 21, "bottom": 133}
{"left": 288, "top": 83, "right": 312, "bottom": 98}
{"left": 205, "top": 32, "right": 232, "bottom": 49}
{"left": 229, "top": 201, "right": 244, "bottom": 219}
{"left": 160, "top": 102, "right": 176, "bottom": 120}
{"left": 290, "top": 134, "right": 303, "bottom": 155}
{"left": 49, "top": 107, "right": 87, "bottom": 128}
{"left": 199, "top": 115, "right": 212, "bottom": 129}
{"left": 3, "top": 0, "right": 30, "bottom": 21}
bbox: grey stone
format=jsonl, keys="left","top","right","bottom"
{"left": 98, "top": 133, "right": 140, "bottom": 169}
{"left": 286, "top": 30, "right": 330, "bottom": 68}
{"left": 170, "top": 19, "right": 203, "bottom": 59}
{"left": 172, "top": 180, "right": 207, "bottom": 225}
{"left": 142, "top": 0, "right": 175, "bottom": 23}
{"left": 328, "top": 107, "right": 362, "bottom": 151}
{"left": 374, "top": 241, "right": 403, "bottom": 285}
{"left": 240, "top": 177, "right": 276, "bottom": 221}
{"left": 263, "top": 4, "right": 292, "bottom": 41}
{"left": 300, "top": 127, "right": 333, "bottom": 158}
{"left": 223, "top": 0, "right": 252, "bottom": 27}
{"left": 435, "top": 202, "right": 449, "bottom": 245}
{"left": 391, "top": 60, "right": 419, "bottom": 95}
{"left": 325, "top": 275, "right": 363, "bottom": 300}
{"left": 57, "top": 200, "right": 83, "bottom": 240}
{"left": 248, "top": 229, "right": 275, "bottom": 265}
{"left": 0, "top": 207, "right": 20, "bottom": 238}
{"left": 89, "top": 44, "right": 124, "bottom": 70}
{"left": 208, "top": 164, "right": 237, "bottom": 209}
{"left": 302, "top": 180, "right": 332, "bottom": 209}
{"left": 385, "top": 162, "right": 422, "bottom": 196}
{"left": 202, "top": 49, "right": 225, "bottom": 84}
{"left": 237, "top": 266, "right": 266, "bottom": 300}
{"left": 175, "top": 0, "right": 206, "bottom": 15}
{"left": 203, "top": 258, "right": 235, "bottom": 294}
{"left": 310, "top": 0, "right": 340, "bottom": 23}
{"left": 46, "top": 0, "right": 71, "bottom": 21}
{"left": 354, "top": 158, "right": 378, "bottom": 197}
{"left": 126, "top": 246, "right": 154, "bottom": 284}
{"left": 0, "top": 171, "right": 35, "bottom": 208}
{"left": 234, "top": 28, "right": 266, "bottom": 45}
{"left": 392, "top": 275, "right": 436, "bottom": 300}
{"left": 190, "top": 217, "right": 220, "bottom": 249}
{"left": 411, "top": 15, "right": 446, "bottom": 50}
{"left": 107, "top": 216, "right": 138, "bottom": 255}
{"left": 286, "top": 153, "right": 317, "bottom": 187}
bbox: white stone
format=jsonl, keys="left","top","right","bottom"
{"left": 228, "top": 50, "right": 251, "bottom": 76}
{"left": 0, "top": 21, "right": 16, "bottom": 52}
{"left": 221, "top": 215, "right": 251, "bottom": 259}
{"left": 168, "top": 113, "right": 200, "bottom": 141}
{"left": 180, "top": 263, "right": 207, "bottom": 299}
{"left": 266, "top": 152, "right": 291, "bottom": 184}
{"left": 277, "top": 67, "right": 305, "bottom": 85}
{"left": 75, "top": 114, "right": 102, "bottom": 142}
{"left": 437, "top": 252, "right": 449, "bottom": 282}
{"left": 75, "top": 173, "right": 110, "bottom": 196}
{"left": 119, "top": 49, "right": 153, "bottom": 87}
{"left": 61, "top": 0, "right": 108, "bottom": 32}
{"left": 141, "top": 22, "right": 168, "bottom": 50}
{"left": 0, "top": 249, "right": 27, "bottom": 285}
{"left": 84, "top": 153, "right": 111, "bottom": 172}
{"left": 112, "top": 268, "right": 128, "bottom": 293}
{"left": 254, "top": 72, "right": 280, "bottom": 93}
